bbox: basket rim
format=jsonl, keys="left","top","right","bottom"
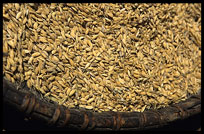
{"left": 3, "top": 78, "right": 201, "bottom": 131}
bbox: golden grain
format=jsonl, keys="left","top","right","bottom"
{"left": 3, "top": 3, "right": 201, "bottom": 113}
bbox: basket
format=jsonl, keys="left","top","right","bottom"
{"left": 3, "top": 78, "right": 201, "bottom": 131}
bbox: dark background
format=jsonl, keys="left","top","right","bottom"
{"left": 3, "top": 103, "right": 201, "bottom": 131}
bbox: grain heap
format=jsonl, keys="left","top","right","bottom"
{"left": 3, "top": 3, "right": 201, "bottom": 112}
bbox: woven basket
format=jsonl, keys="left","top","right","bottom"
{"left": 3, "top": 78, "right": 201, "bottom": 131}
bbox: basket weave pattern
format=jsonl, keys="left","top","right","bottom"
{"left": 3, "top": 79, "right": 201, "bottom": 131}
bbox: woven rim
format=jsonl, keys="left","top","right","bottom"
{"left": 3, "top": 78, "right": 201, "bottom": 131}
